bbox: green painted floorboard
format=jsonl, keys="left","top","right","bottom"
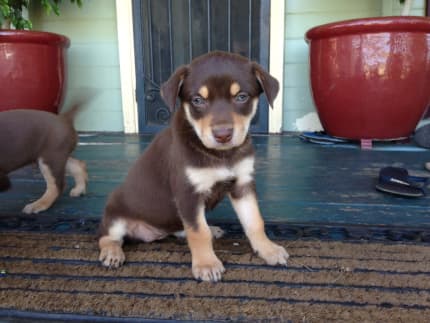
{"left": 1, "top": 133, "right": 430, "bottom": 229}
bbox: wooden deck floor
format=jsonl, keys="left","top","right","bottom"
{"left": 2, "top": 133, "right": 430, "bottom": 322}
{"left": 1, "top": 133, "right": 430, "bottom": 236}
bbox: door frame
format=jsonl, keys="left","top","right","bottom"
{"left": 115, "top": 0, "right": 284, "bottom": 134}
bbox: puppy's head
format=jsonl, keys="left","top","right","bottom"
{"left": 161, "top": 51, "right": 279, "bottom": 150}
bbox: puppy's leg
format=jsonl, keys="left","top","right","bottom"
{"left": 66, "top": 157, "right": 88, "bottom": 197}
{"left": 229, "top": 193, "right": 289, "bottom": 265}
{"left": 23, "top": 158, "right": 61, "bottom": 214}
{"left": 183, "top": 204, "right": 225, "bottom": 282}
{"left": 98, "top": 217, "right": 167, "bottom": 268}
{"left": 0, "top": 173, "right": 11, "bottom": 192}
{"left": 99, "top": 219, "right": 126, "bottom": 268}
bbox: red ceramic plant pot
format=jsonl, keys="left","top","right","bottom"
{"left": 0, "top": 30, "right": 70, "bottom": 114}
{"left": 305, "top": 17, "right": 430, "bottom": 140}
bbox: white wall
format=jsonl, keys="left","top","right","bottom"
{"left": 31, "top": 0, "right": 124, "bottom": 132}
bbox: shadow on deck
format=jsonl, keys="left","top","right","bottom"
{"left": 1, "top": 133, "right": 430, "bottom": 241}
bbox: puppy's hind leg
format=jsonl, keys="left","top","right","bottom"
{"left": 23, "top": 158, "right": 62, "bottom": 214}
{"left": 66, "top": 157, "right": 88, "bottom": 197}
{"left": 99, "top": 219, "right": 127, "bottom": 268}
{"left": 174, "top": 225, "right": 225, "bottom": 239}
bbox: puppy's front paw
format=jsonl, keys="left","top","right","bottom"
{"left": 256, "top": 241, "right": 289, "bottom": 266}
{"left": 192, "top": 256, "right": 225, "bottom": 282}
{"left": 22, "top": 201, "right": 50, "bottom": 214}
{"left": 99, "top": 245, "right": 125, "bottom": 268}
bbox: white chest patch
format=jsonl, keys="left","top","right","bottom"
{"left": 185, "top": 157, "right": 255, "bottom": 194}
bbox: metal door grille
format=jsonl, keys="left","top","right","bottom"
{"left": 133, "top": 0, "right": 270, "bottom": 133}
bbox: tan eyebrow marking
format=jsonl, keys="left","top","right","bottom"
{"left": 198, "top": 86, "right": 209, "bottom": 99}
{"left": 230, "top": 82, "right": 241, "bottom": 96}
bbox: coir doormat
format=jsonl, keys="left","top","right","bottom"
{"left": 1, "top": 232, "right": 430, "bottom": 322}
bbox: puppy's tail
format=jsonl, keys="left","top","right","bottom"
{"left": 61, "top": 104, "right": 81, "bottom": 122}
{"left": 0, "top": 173, "right": 11, "bottom": 192}
{"left": 60, "top": 88, "right": 97, "bottom": 122}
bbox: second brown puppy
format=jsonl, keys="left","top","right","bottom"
{"left": 98, "top": 51, "right": 289, "bottom": 281}
{"left": 0, "top": 106, "right": 88, "bottom": 213}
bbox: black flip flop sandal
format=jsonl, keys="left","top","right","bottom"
{"left": 376, "top": 167, "right": 427, "bottom": 197}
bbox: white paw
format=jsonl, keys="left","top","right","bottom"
{"left": 209, "top": 226, "right": 225, "bottom": 239}
{"left": 70, "top": 186, "right": 86, "bottom": 197}
{"left": 192, "top": 257, "right": 225, "bottom": 282}
{"left": 99, "top": 245, "right": 125, "bottom": 268}
{"left": 173, "top": 230, "right": 187, "bottom": 239}
{"left": 257, "top": 242, "right": 289, "bottom": 266}
{"left": 174, "top": 226, "right": 224, "bottom": 239}
{"left": 22, "top": 201, "right": 50, "bottom": 214}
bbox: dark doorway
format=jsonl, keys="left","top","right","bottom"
{"left": 132, "top": 0, "right": 271, "bottom": 134}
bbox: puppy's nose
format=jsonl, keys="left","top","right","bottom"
{"left": 212, "top": 127, "right": 233, "bottom": 143}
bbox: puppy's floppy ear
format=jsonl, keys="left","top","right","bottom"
{"left": 160, "top": 65, "right": 188, "bottom": 111}
{"left": 252, "top": 63, "right": 279, "bottom": 108}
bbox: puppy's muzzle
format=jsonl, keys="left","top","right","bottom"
{"left": 212, "top": 125, "right": 233, "bottom": 144}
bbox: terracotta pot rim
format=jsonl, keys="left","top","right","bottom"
{"left": 306, "top": 16, "right": 430, "bottom": 42}
{"left": 0, "top": 29, "right": 70, "bottom": 48}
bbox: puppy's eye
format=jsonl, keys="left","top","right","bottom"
{"left": 191, "top": 96, "right": 206, "bottom": 106}
{"left": 235, "top": 92, "right": 249, "bottom": 103}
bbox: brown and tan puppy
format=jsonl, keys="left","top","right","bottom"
{"left": 98, "top": 51, "right": 289, "bottom": 281}
{"left": 0, "top": 107, "right": 88, "bottom": 213}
